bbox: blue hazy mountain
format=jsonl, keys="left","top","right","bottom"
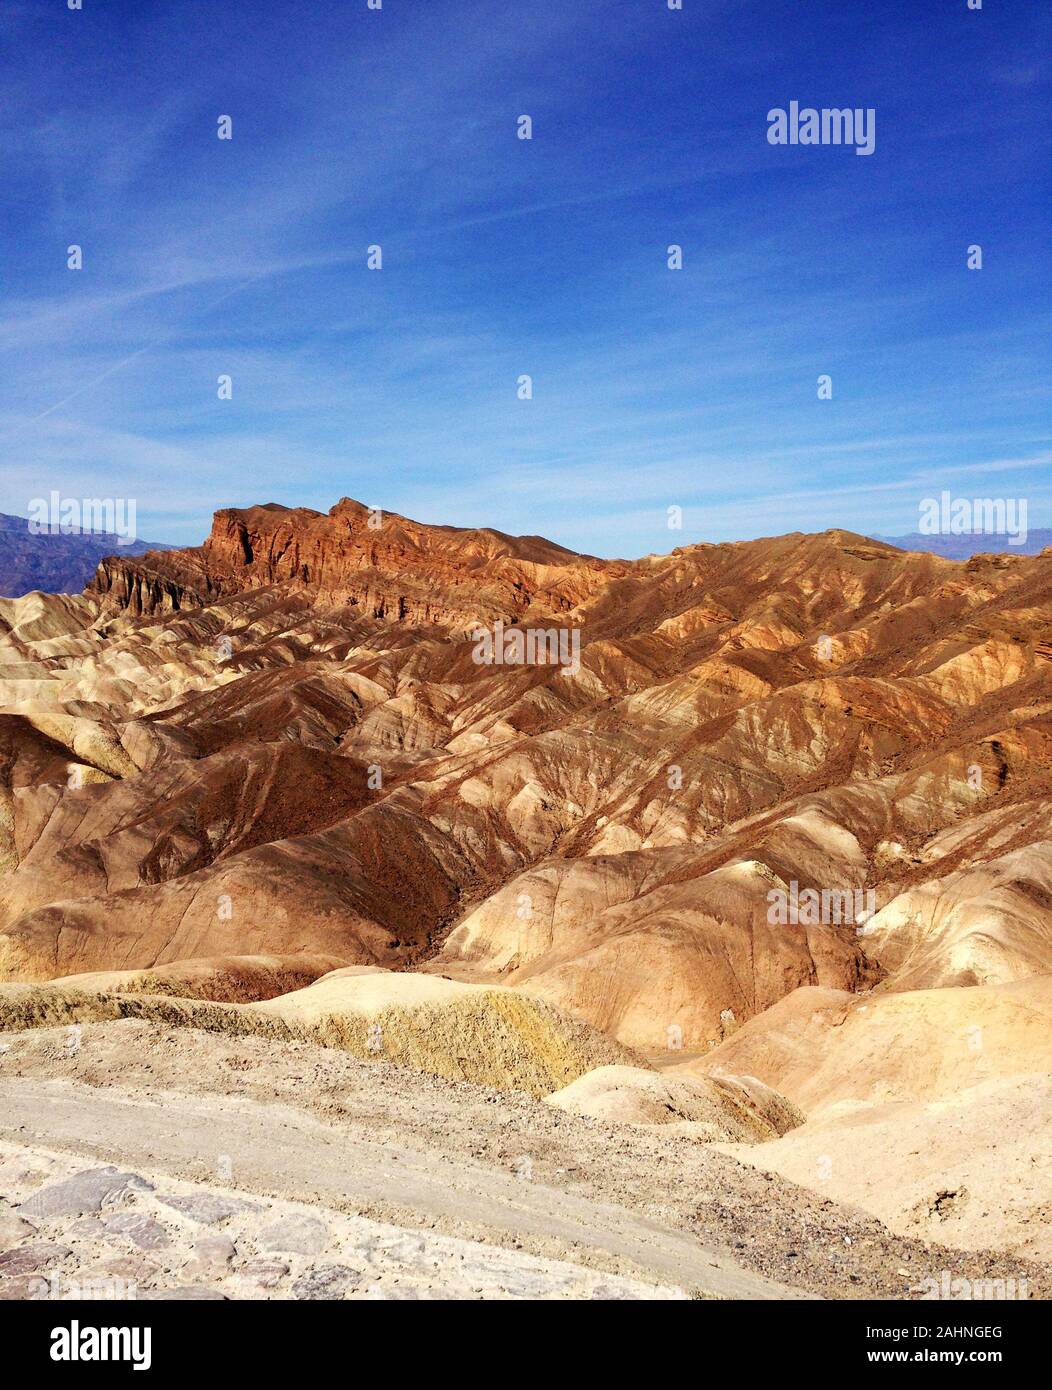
{"left": 872, "top": 529, "right": 1052, "bottom": 561}
{"left": 0, "top": 513, "right": 177, "bottom": 598}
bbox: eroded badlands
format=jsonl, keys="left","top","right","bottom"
{"left": 1, "top": 499, "right": 1049, "bottom": 1297}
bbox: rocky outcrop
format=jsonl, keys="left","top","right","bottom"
{"left": 89, "top": 498, "right": 622, "bottom": 624}
{"left": 91, "top": 554, "right": 215, "bottom": 615}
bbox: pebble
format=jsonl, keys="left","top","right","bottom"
{"left": 237, "top": 1257, "right": 289, "bottom": 1289}
{"left": 180, "top": 1234, "right": 235, "bottom": 1277}
{"left": 0, "top": 1210, "right": 38, "bottom": 1250}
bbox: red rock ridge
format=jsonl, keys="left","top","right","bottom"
{"left": 90, "top": 498, "right": 626, "bottom": 625}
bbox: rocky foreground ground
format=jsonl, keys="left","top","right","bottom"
{"left": 1, "top": 1019, "right": 1046, "bottom": 1302}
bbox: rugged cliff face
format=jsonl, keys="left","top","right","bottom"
{"left": 92, "top": 553, "right": 219, "bottom": 615}
{"left": 90, "top": 498, "right": 623, "bottom": 625}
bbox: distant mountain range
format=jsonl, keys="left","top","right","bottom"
{"left": 872, "top": 529, "right": 1052, "bottom": 560}
{"left": 0, "top": 513, "right": 177, "bottom": 598}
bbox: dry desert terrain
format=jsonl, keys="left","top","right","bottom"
{"left": 1, "top": 499, "right": 1049, "bottom": 1299}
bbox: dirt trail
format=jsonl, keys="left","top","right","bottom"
{"left": 0, "top": 1079, "right": 787, "bottom": 1299}
{"left": 1, "top": 1020, "right": 1047, "bottom": 1300}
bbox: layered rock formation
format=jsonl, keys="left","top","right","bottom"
{"left": 90, "top": 499, "right": 620, "bottom": 624}
{"left": 0, "top": 499, "right": 1050, "bottom": 1062}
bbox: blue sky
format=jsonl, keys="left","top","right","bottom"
{"left": 1, "top": 0, "right": 1048, "bottom": 553}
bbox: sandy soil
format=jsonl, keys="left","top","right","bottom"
{"left": 1, "top": 1018, "right": 1047, "bottom": 1300}
{"left": 725, "top": 1075, "right": 1052, "bottom": 1265}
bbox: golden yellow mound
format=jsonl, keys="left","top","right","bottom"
{"left": 251, "top": 968, "right": 643, "bottom": 1095}
{"left": 0, "top": 967, "right": 641, "bottom": 1098}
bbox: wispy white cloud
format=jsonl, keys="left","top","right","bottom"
{"left": 0, "top": 0, "right": 1048, "bottom": 553}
